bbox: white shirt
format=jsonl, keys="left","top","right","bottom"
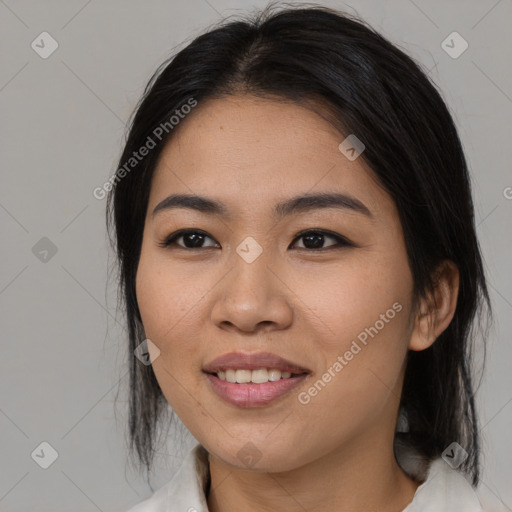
{"left": 126, "top": 441, "right": 484, "bottom": 511}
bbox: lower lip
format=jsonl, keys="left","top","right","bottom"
{"left": 204, "top": 372, "right": 308, "bottom": 407}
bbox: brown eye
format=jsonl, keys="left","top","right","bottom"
{"left": 158, "top": 229, "right": 219, "bottom": 249}
{"left": 290, "top": 230, "right": 351, "bottom": 250}
{"left": 158, "top": 228, "right": 351, "bottom": 251}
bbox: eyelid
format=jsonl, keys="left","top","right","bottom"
{"left": 158, "top": 228, "right": 218, "bottom": 249}
{"left": 290, "top": 229, "right": 352, "bottom": 249}
{"left": 158, "top": 228, "right": 352, "bottom": 250}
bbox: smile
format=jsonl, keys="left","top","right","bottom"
{"left": 216, "top": 368, "right": 299, "bottom": 383}
{"left": 204, "top": 371, "right": 308, "bottom": 407}
{"left": 202, "top": 351, "right": 311, "bottom": 407}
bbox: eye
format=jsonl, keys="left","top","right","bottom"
{"left": 290, "top": 229, "right": 351, "bottom": 250}
{"left": 158, "top": 229, "right": 219, "bottom": 249}
{"left": 158, "top": 228, "right": 352, "bottom": 251}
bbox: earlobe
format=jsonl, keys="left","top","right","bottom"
{"left": 408, "top": 260, "right": 460, "bottom": 351}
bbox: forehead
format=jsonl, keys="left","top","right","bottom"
{"left": 150, "top": 95, "right": 395, "bottom": 220}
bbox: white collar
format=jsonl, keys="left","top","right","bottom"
{"left": 127, "top": 441, "right": 484, "bottom": 511}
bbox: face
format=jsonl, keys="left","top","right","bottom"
{"left": 135, "top": 94, "right": 418, "bottom": 472}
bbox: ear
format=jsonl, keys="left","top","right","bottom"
{"left": 408, "top": 260, "right": 460, "bottom": 351}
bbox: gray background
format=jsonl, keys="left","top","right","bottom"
{"left": 1, "top": 0, "right": 511, "bottom": 510}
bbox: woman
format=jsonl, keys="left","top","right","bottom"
{"left": 106, "top": 4, "right": 492, "bottom": 511}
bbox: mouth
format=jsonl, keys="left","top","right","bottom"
{"left": 202, "top": 352, "right": 311, "bottom": 407}
{"left": 202, "top": 351, "right": 311, "bottom": 375}
{"left": 204, "top": 368, "right": 307, "bottom": 383}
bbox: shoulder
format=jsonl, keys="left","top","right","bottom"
{"left": 404, "top": 457, "right": 485, "bottom": 511}
{"left": 125, "top": 443, "right": 210, "bottom": 512}
{"left": 395, "top": 441, "right": 485, "bottom": 512}
{"left": 125, "top": 481, "right": 171, "bottom": 512}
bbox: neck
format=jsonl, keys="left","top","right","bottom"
{"left": 206, "top": 431, "right": 420, "bottom": 512}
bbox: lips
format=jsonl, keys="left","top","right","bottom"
{"left": 205, "top": 372, "right": 308, "bottom": 407}
{"left": 202, "top": 352, "right": 311, "bottom": 407}
{"left": 202, "top": 351, "right": 311, "bottom": 374}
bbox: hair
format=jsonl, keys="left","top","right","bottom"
{"left": 106, "top": 2, "right": 492, "bottom": 486}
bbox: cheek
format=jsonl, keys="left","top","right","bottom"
{"left": 135, "top": 245, "right": 221, "bottom": 401}
{"left": 298, "top": 298, "right": 410, "bottom": 444}
{"left": 135, "top": 249, "right": 209, "bottom": 415}
{"left": 136, "top": 247, "right": 206, "bottom": 341}
{"left": 301, "top": 246, "right": 412, "bottom": 345}
{"left": 299, "top": 248, "right": 413, "bottom": 402}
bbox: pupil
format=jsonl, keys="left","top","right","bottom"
{"left": 185, "top": 233, "right": 204, "bottom": 248}
{"left": 181, "top": 232, "right": 326, "bottom": 249}
{"left": 304, "top": 233, "right": 323, "bottom": 249}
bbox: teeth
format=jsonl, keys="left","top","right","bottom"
{"left": 235, "top": 369, "right": 252, "bottom": 383}
{"left": 217, "top": 368, "right": 295, "bottom": 383}
{"left": 268, "top": 369, "right": 282, "bottom": 381}
{"left": 252, "top": 369, "right": 269, "bottom": 383}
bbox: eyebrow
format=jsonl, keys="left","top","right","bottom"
{"left": 152, "top": 192, "right": 373, "bottom": 220}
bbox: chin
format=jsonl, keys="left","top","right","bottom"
{"left": 205, "top": 436, "right": 308, "bottom": 473}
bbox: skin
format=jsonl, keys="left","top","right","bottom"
{"left": 135, "top": 94, "right": 459, "bottom": 512}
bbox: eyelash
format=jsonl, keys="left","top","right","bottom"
{"left": 158, "top": 229, "right": 352, "bottom": 251}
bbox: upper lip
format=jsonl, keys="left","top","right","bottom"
{"left": 203, "top": 351, "right": 311, "bottom": 374}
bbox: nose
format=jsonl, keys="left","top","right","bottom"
{"left": 210, "top": 248, "right": 294, "bottom": 334}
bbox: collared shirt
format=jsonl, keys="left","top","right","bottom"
{"left": 126, "top": 441, "right": 484, "bottom": 511}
